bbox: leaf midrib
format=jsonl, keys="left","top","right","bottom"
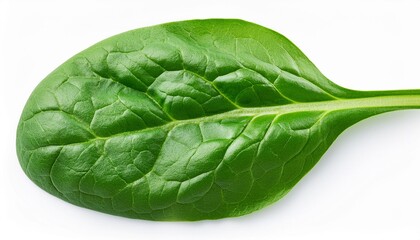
{"left": 161, "top": 94, "right": 420, "bottom": 130}
{"left": 29, "top": 94, "right": 420, "bottom": 151}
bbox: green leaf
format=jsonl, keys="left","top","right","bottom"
{"left": 16, "top": 19, "right": 420, "bottom": 221}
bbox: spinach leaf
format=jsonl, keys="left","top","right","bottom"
{"left": 16, "top": 19, "right": 420, "bottom": 221}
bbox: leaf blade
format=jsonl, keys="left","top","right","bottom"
{"left": 16, "top": 19, "right": 420, "bottom": 221}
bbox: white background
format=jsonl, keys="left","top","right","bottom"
{"left": 1, "top": 0, "right": 420, "bottom": 239}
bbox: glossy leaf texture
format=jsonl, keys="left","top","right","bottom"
{"left": 16, "top": 19, "right": 420, "bottom": 221}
